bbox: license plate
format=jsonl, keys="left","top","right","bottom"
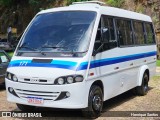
{"left": 27, "top": 97, "right": 44, "bottom": 104}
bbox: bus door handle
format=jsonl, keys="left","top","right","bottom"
{"left": 114, "top": 67, "right": 119, "bottom": 70}
{"left": 130, "top": 63, "right": 133, "bottom": 66}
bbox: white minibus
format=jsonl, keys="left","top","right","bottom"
{"left": 5, "top": 1, "right": 157, "bottom": 118}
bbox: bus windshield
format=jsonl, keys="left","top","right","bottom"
{"left": 16, "top": 11, "right": 96, "bottom": 57}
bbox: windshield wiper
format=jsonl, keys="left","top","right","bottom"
{"left": 19, "top": 42, "right": 37, "bottom": 51}
{"left": 18, "top": 43, "right": 46, "bottom": 56}
{"left": 19, "top": 45, "right": 38, "bottom": 51}
{"left": 42, "top": 45, "right": 68, "bottom": 49}
{"left": 41, "top": 45, "right": 87, "bottom": 54}
{"left": 41, "top": 45, "right": 77, "bottom": 54}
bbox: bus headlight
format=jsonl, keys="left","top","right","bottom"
{"left": 67, "top": 76, "right": 74, "bottom": 84}
{"left": 75, "top": 75, "right": 83, "bottom": 82}
{"left": 13, "top": 75, "right": 18, "bottom": 82}
{"left": 8, "top": 73, "right": 12, "bottom": 80}
{"left": 6, "top": 72, "right": 18, "bottom": 82}
{"left": 54, "top": 75, "right": 83, "bottom": 85}
{"left": 57, "top": 77, "right": 65, "bottom": 85}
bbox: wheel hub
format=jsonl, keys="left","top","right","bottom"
{"left": 92, "top": 95, "right": 102, "bottom": 111}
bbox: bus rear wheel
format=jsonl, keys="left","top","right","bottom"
{"left": 82, "top": 85, "right": 103, "bottom": 118}
{"left": 16, "top": 103, "right": 36, "bottom": 112}
{"left": 136, "top": 73, "right": 149, "bottom": 96}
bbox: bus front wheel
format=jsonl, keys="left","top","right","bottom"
{"left": 82, "top": 85, "right": 103, "bottom": 118}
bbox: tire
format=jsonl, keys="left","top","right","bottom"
{"left": 136, "top": 73, "right": 149, "bottom": 96}
{"left": 16, "top": 103, "right": 36, "bottom": 112}
{"left": 82, "top": 85, "right": 103, "bottom": 118}
{"left": 2, "top": 82, "right": 6, "bottom": 89}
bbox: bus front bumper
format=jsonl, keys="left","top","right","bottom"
{"left": 5, "top": 79, "right": 88, "bottom": 109}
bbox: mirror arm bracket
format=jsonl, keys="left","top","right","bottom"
{"left": 92, "top": 43, "right": 104, "bottom": 56}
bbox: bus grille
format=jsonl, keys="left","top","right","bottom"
{"left": 15, "top": 89, "right": 60, "bottom": 101}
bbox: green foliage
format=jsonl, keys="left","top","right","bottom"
{"left": 67, "top": 0, "right": 91, "bottom": 5}
{"left": 136, "top": 4, "right": 145, "bottom": 13}
{"left": 106, "top": 0, "right": 125, "bottom": 8}
{"left": 29, "top": 0, "right": 40, "bottom": 6}
{"left": 29, "top": 0, "right": 55, "bottom": 6}
{"left": 157, "top": 60, "right": 160, "bottom": 67}
{"left": 68, "top": 0, "right": 89, "bottom": 2}
{"left": 152, "top": 76, "right": 160, "bottom": 81}
{"left": 7, "top": 52, "right": 13, "bottom": 57}
{"left": 0, "top": 0, "right": 12, "bottom": 6}
{"left": 28, "top": 0, "right": 56, "bottom": 10}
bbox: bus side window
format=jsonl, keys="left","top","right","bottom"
{"left": 116, "top": 19, "right": 133, "bottom": 46}
{"left": 94, "top": 19, "right": 102, "bottom": 52}
{"left": 145, "top": 23, "right": 155, "bottom": 44}
{"left": 95, "top": 22, "right": 101, "bottom": 41}
{"left": 116, "top": 19, "right": 124, "bottom": 45}
{"left": 94, "top": 16, "right": 117, "bottom": 54}
{"left": 101, "top": 16, "right": 116, "bottom": 51}
{"left": 133, "top": 21, "right": 145, "bottom": 45}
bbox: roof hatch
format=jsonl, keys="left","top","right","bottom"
{"left": 72, "top": 1, "right": 106, "bottom": 6}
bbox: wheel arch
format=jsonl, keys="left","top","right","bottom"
{"left": 137, "top": 65, "right": 150, "bottom": 86}
{"left": 90, "top": 80, "right": 104, "bottom": 100}
{"left": 82, "top": 80, "right": 104, "bottom": 118}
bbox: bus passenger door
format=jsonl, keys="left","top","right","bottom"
{"left": 88, "top": 19, "right": 102, "bottom": 80}
{"left": 91, "top": 15, "right": 122, "bottom": 100}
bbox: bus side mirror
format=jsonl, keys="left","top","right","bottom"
{"left": 92, "top": 40, "right": 101, "bottom": 56}
{"left": 92, "top": 49, "right": 97, "bottom": 56}
{"left": 92, "top": 42, "right": 104, "bottom": 56}
{"left": 92, "top": 28, "right": 108, "bottom": 56}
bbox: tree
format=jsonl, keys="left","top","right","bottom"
{"left": 106, "top": 0, "right": 125, "bottom": 8}
{"left": 67, "top": 0, "right": 92, "bottom": 5}
{"left": 0, "top": 0, "right": 12, "bottom": 6}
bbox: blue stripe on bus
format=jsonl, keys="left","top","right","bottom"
{"left": 77, "top": 51, "right": 157, "bottom": 70}
{"left": 9, "top": 60, "right": 77, "bottom": 70}
{"left": 8, "top": 51, "right": 156, "bottom": 70}
{"left": 9, "top": 63, "right": 76, "bottom": 70}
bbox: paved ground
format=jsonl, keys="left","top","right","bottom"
{"left": 0, "top": 68, "right": 160, "bottom": 120}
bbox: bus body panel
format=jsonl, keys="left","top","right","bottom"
{"left": 87, "top": 46, "right": 156, "bottom": 101}
{"left": 5, "top": 2, "right": 156, "bottom": 109}
{"left": 6, "top": 79, "right": 88, "bottom": 108}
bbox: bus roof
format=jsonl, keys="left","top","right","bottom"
{"left": 39, "top": 2, "right": 152, "bottom": 22}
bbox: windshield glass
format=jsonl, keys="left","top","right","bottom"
{"left": 16, "top": 11, "right": 96, "bottom": 57}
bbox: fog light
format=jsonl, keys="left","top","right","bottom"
{"left": 9, "top": 87, "right": 13, "bottom": 92}
{"left": 8, "top": 87, "right": 20, "bottom": 98}
{"left": 66, "top": 92, "right": 70, "bottom": 97}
